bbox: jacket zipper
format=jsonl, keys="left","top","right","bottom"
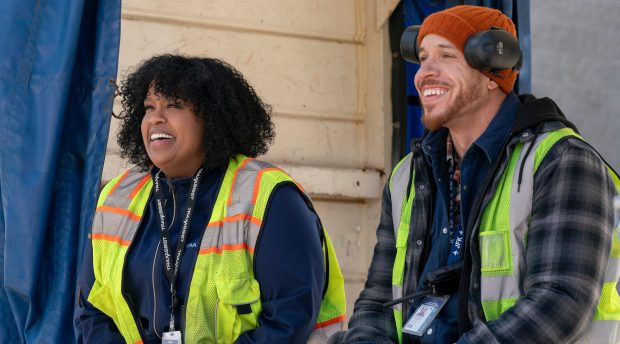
{"left": 151, "top": 241, "right": 162, "bottom": 338}
{"left": 180, "top": 304, "right": 186, "bottom": 338}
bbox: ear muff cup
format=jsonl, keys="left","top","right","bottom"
{"left": 400, "top": 25, "right": 421, "bottom": 64}
{"left": 399, "top": 25, "right": 521, "bottom": 72}
{"left": 464, "top": 28, "right": 521, "bottom": 72}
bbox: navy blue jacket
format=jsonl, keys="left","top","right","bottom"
{"left": 75, "top": 166, "right": 325, "bottom": 343}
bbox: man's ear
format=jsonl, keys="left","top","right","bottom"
{"left": 488, "top": 79, "right": 499, "bottom": 90}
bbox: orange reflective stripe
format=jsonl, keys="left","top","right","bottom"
{"left": 199, "top": 243, "right": 254, "bottom": 255}
{"left": 96, "top": 205, "right": 141, "bottom": 222}
{"left": 107, "top": 170, "right": 130, "bottom": 197}
{"left": 129, "top": 174, "right": 151, "bottom": 200}
{"left": 314, "top": 314, "right": 346, "bottom": 329}
{"left": 135, "top": 341, "right": 143, "bottom": 344}
{"left": 92, "top": 233, "right": 131, "bottom": 246}
{"left": 252, "top": 168, "right": 282, "bottom": 204}
{"left": 227, "top": 157, "right": 253, "bottom": 206}
{"left": 207, "top": 214, "right": 262, "bottom": 227}
{"left": 295, "top": 181, "right": 305, "bottom": 193}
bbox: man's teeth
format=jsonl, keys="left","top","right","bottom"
{"left": 150, "top": 133, "right": 173, "bottom": 141}
{"left": 423, "top": 88, "right": 447, "bottom": 97}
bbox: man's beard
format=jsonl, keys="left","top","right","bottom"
{"left": 421, "top": 83, "right": 483, "bottom": 131}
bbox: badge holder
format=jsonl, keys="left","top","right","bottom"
{"left": 402, "top": 295, "right": 449, "bottom": 336}
{"left": 162, "top": 330, "right": 182, "bottom": 344}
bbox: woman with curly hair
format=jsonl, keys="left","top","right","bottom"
{"left": 75, "top": 55, "right": 346, "bottom": 344}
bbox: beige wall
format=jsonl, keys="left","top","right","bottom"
{"left": 103, "top": 0, "right": 398, "bottom": 320}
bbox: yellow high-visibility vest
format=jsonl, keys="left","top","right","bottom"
{"left": 389, "top": 128, "right": 620, "bottom": 343}
{"left": 87, "top": 155, "right": 346, "bottom": 343}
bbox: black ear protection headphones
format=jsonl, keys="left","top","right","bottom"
{"left": 400, "top": 25, "right": 522, "bottom": 75}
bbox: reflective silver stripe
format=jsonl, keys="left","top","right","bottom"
{"left": 390, "top": 154, "right": 412, "bottom": 242}
{"left": 198, "top": 218, "right": 260, "bottom": 251}
{"left": 92, "top": 210, "right": 141, "bottom": 243}
{"left": 480, "top": 133, "right": 550, "bottom": 305}
{"left": 480, "top": 274, "right": 521, "bottom": 302}
{"left": 199, "top": 159, "right": 282, "bottom": 252}
{"left": 228, "top": 159, "right": 271, "bottom": 209}
{"left": 103, "top": 168, "right": 150, "bottom": 208}
{"left": 605, "top": 257, "right": 620, "bottom": 283}
{"left": 392, "top": 285, "right": 403, "bottom": 311}
{"left": 220, "top": 220, "right": 262, "bottom": 251}
{"left": 228, "top": 202, "right": 254, "bottom": 217}
{"left": 576, "top": 320, "right": 620, "bottom": 344}
{"left": 509, "top": 137, "right": 538, "bottom": 285}
{"left": 307, "top": 321, "right": 343, "bottom": 344}
{"left": 93, "top": 168, "right": 149, "bottom": 241}
{"left": 103, "top": 196, "right": 132, "bottom": 210}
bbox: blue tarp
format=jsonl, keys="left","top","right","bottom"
{"left": 402, "top": 0, "right": 531, "bottom": 149}
{"left": 0, "top": 0, "right": 120, "bottom": 342}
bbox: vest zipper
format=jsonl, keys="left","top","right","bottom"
{"left": 180, "top": 304, "right": 186, "bottom": 340}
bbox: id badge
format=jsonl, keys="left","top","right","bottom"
{"left": 402, "top": 295, "right": 449, "bottom": 336}
{"left": 162, "top": 331, "right": 182, "bottom": 344}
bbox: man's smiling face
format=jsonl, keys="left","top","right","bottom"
{"left": 414, "top": 34, "right": 489, "bottom": 131}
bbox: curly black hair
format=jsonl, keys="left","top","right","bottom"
{"left": 117, "top": 54, "right": 274, "bottom": 170}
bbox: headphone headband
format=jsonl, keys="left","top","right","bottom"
{"left": 400, "top": 25, "right": 521, "bottom": 72}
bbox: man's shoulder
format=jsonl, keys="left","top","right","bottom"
{"left": 541, "top": 133, "right": 602, "bottom": 165}
{"left": 534, "top": 132, "right": 613, "bottom": 191}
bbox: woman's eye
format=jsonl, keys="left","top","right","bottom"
{"left": 144, "top": 104, "right": 154, "bottom": 111}
{"left": 168, "top": 102, "right": 183, "bottom": 109}
{"left": 442, "top": 54, "right": 455, "bottom": 59}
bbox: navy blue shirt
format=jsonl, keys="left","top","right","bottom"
{"left": 76, "top": 166, "right": 325, "bottom": 343}
{"left": 409, "top": 92, "right": 520, "bottom": 343}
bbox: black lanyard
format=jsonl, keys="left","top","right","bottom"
{"left": 153, "top": 167, "right": 204, "bottom": 331}
{"left": 447, "top": 151, "right": 463, "bottom": 264}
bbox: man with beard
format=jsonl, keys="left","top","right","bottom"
{"left": 330, "top": 5, "right": 620, "bottom": 344}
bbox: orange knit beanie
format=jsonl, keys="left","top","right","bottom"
{"left": 418, "top": 5, "right": 519, "bottom": 94}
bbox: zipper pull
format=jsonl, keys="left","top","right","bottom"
{"left": 180, "top": 304, "right": 186, "bottom": 331}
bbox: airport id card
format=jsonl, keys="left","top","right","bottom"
{"left": 402, "top": 295, "right": 449, "bottom": 336}
{"left": 162, "top": 330, "right": 182, "bottom": 344}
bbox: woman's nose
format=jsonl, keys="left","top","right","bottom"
{"left": 146, "top": 106, "right": 165, "bottom": 124}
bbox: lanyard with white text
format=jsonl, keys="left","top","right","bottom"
{"left": 153, "top": 167, "right": 204, "bottom": 331}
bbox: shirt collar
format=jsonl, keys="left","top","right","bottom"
{"left": 473, "top": 92, "right": 520, "bottom": 163}
{"left": 422, "top": 127, "right": 448, "bottom": 156}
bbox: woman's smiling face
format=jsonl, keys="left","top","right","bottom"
{"left": 141, "top": 85, "right": 206, "bottom": 178}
